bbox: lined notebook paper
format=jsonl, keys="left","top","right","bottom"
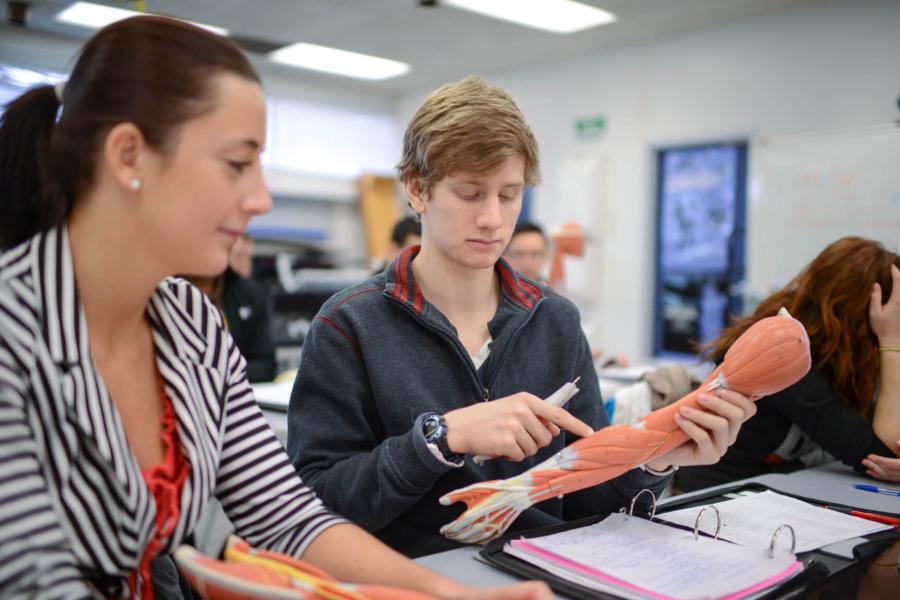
{"left": 504, "top": 513, "right": 802, "bottom": 600}
{"left": 656, "top": 490, "right": 891, "bottom": 553}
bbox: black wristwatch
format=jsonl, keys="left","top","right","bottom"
{"left": 422, "top": 413, "right": 463, "bottom": 464}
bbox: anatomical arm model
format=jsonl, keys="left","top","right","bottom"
{"left": 176, "top": 537, "right": 437, "bottom": 600}
{"left": 440, "top": 309, "right": 812, "bottom": 544}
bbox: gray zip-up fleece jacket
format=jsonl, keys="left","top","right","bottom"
{"left": 287, "top": 246, "right": 668, "bottom": 557}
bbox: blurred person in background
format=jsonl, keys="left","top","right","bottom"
{"left": 229, "top": 232, "right": 255, "bottom": 278}
{"left": 504, "top": 221, "right": 548, "bottom": 283}
{"left": 389, "top": 215, "right": 423, "bottom": 257}
{"left": 185, "top": 259, "right": 276, "bottom": 383}
{"left": 506, "top": 222, "right": 626, "bottom": 367}
{"left": 373, "top": 215, "right": 422, "bottom": 274}
{"left": 187, "top": 229, "right": 275, "bottom": 383}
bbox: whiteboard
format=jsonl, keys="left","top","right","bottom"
{"left": 746, "top": 126, "right": 900, "bottom": 299}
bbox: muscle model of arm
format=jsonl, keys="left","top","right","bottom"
{"left": 440, "top": 309, "right": 812, "bottom": 544}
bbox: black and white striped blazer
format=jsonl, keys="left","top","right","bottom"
{"left": 0, "top": 226, "right": 344, "bottom": 598}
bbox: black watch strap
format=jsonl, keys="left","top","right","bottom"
{"left": 422, "top": 413, "right": 462, "bottom": 463}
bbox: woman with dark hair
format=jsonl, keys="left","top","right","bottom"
{"left": 0, "top": 16, "right": 550, "bottom": 599}
{"left": 675, "top": 237, "right": 900, "bottom": 491}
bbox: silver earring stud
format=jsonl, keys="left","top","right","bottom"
{"left": 129, "top": 178, "right": 141, "bottom": 191}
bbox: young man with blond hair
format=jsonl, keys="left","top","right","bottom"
{"left": 287, "top": 76, "right": 755, "bottom": 557}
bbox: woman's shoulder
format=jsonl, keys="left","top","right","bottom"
{"left": 0, "top": 240, "right": 42, "bottom": 367}
{"left": 0, "top": 238, "right": 40, "bottom": 323}
{"left": 153, "top": 276, "right": 228, "bottom": 346}
{"left": 160, "top": 275, "right": 208, "bottom": 300}
{"left": 159, "top": 274, "right": 222, "bottom": 316}
{"left": 0, "top": 235, "right": 37, "bottom": 287}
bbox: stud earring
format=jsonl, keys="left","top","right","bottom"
{"left": 129, "top": 178, "right": 141, "bottom": 191}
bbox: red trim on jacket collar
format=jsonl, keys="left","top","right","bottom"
{"left": 387, "top": 245, "right": 542, "bottom": 314}
{"left": 390, "top": 245, "right": 425, "bottom": 314}
{"left": 496, "top": 256, "right": 540, "bottom": 310}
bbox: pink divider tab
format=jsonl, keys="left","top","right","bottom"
{"left": 720, "top": 560, "right": 804, "bottom": 600}
{"left": 510, "top": 539, "right": 804, "bottom": 600}
{"left": 510, "top": 539, "right": 672, "bottom": 600}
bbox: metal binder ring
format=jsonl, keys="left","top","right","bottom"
{"left": 626, "top": 488, "right": 658, "bottom": 521}
{"left": 769, "top": 524, "right": 796, "bottom": 558}
{"left": 692, "top": 505, "right": 722, "bottom": 541}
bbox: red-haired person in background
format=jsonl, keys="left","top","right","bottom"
{"left": 675, "top": 237, "right": 900, "bottom": 491}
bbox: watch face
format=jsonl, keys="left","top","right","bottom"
{"left": 423, "top": 415, "right": 441, "bottom": 440}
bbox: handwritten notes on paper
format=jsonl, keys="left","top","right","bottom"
{"left": 656, "top": 490, "right": 891, "bottom": 553}
{"left": 505, "top": 512, "right": 800, "bottom": 600}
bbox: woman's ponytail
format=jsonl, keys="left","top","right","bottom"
{"left": 0, "top": 85, "right": 69, "bottom": 250}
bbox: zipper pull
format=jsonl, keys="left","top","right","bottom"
{"left": 482, "top": 387, "right": 490, "bottom": 402}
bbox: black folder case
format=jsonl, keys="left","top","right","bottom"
{"left": 478, "top": 482, "right": 900, "bottom": 599}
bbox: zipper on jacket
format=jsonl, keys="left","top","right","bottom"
{"left": 395, "top": 302, "right": 485, "bottom": 400}
{"left": 484, "top": 296, "right": 544, "bottom": 392}
{"left": 392, "top": 294, "right": 545, "bottom": 405}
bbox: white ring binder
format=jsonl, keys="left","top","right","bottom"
{"left": 769, "top": 523, "right": 797, "bottom": 558}
{"left": 693, "top": 505, "right": 722, "bottom": 541}
{"left": 501, "top": 502, "right": 805, "bottom": 599}
{"left": 619, "top": 488, "right": 658, "bottom": 521}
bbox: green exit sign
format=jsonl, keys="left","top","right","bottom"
{"left": 575, "top": 116, "right": 607, "bottom": 136}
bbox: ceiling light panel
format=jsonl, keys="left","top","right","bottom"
{"left": 56, "top": 2, "right": 228, "bottom": 36}
{"left": 445, "top": 0, "right": 616, "bottom": 34}
{"left": 268, "top": 43, "right": 410, "bottom": 81}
